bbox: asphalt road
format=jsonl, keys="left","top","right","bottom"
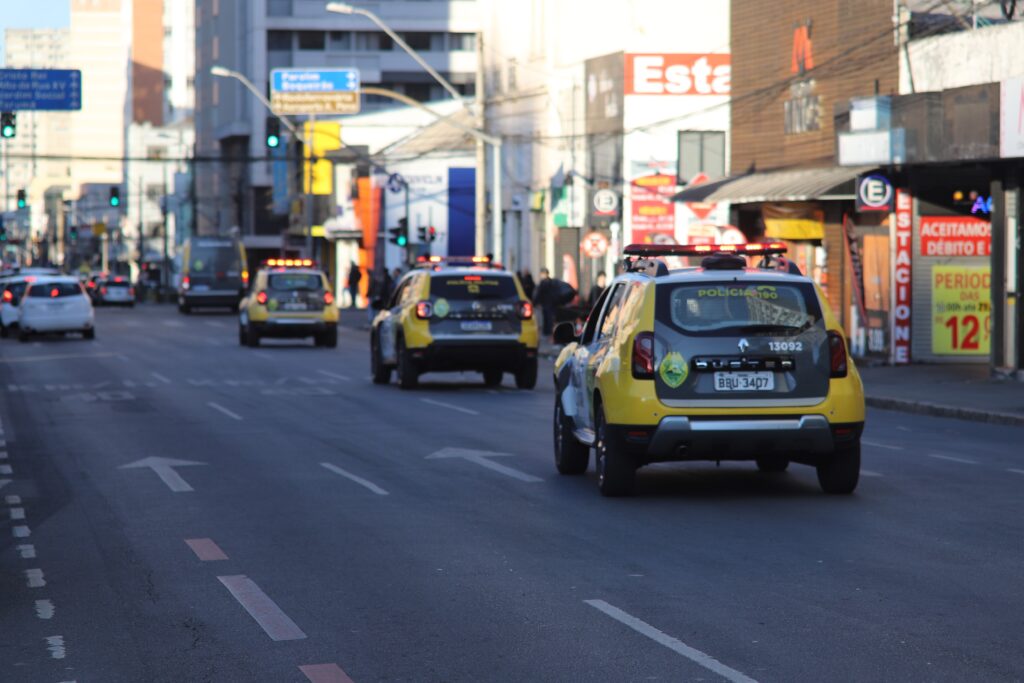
{"left": 1, "top": 304, "right": 1022, "bottom": 682}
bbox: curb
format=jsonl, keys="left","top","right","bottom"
{"left": 866, "top": 396, "right": 1024, "bottom": 427}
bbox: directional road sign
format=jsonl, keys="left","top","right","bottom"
{"left": 0, "top": 69, "right": 82, "bottom": 111}
{"left": 270, "top": 68, "right": 360, "bottom": 115}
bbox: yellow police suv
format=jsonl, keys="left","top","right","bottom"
{"left": 370, "top": 256, "right": 539, "bottom": 389}
{"left": 238, "top": 259, "right": 338, "bottom": 348}
{"left": 552, "top": 242, "right": 865, "bottom": 497}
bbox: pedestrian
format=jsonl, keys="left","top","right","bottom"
{"left": 587, "top": 271, "right": 607, "bottom": 312}
{"left": 533, "top": 268, "right": 556, "bottom": 336}
{"left": 519, "top": 269, "right": 536, "bottom": 300}
{"left": 347, "top": 262, "right": 362, "bottom": 309}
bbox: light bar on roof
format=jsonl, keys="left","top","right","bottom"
{"left": 264, "top": 258, "right": 315, "bottom": 268}
{"left": 623, "top": 242, "right": 787, "bottom": 257}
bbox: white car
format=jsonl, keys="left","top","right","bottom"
{"left": 0, "top": 276, "right": 31, "bottom": 337}
{"left": 19, "top": 277, "right": 95, "bottom": 341}
{"left": 96, "top": 276, "right": 135, "bottom": 306}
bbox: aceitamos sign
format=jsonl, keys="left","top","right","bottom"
{"left": 919, "top": 216, "right": 991, "bottom": 257}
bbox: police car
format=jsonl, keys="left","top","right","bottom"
{"left": 238, "top": 259, "right": 339, "bottom": 347}
{"left": 552, "top": 243, "right": 865, "bottom": 496}
{"left": 370, "top": 256, "right": 539, "bottom": 389}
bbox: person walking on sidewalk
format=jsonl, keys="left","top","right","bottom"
{"left": 587, "top": 271, "right": 607, "bottom": 313}
{"left": 533, "top": 268, "right": 556, "bottom": 336}
{"left": 347, "top": 262, "right": 362, "bottom": 308}
{"left": 519, "top": 269, "right": 536, "bottom": 300}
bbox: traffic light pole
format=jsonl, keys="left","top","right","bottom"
{"left": 404, "top": 179, "right": 411, "bottom": 267}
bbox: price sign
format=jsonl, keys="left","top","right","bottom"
{"left": 931, "top": 265, "right": 991, "bottom": 355}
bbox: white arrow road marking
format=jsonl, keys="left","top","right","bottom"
{"left": 420, "top": 398, "right": 479, "bottom": 416}
{"left": 218, "top": 575, "right": 307, "bottom": 641}
{"left": 118, "top": 457, "right": 207, "bottom": 492}
{"left": 17, "top": 544, "right": 36, "bottom": 558}
{"left": 35, "top": 599, "right": 55, "bottom": 619}
{"left": 426, "top": 448, "right": 542, "bottom": 483}
{"left": 321, "top": 463, "right": 389, "bottom": 495}
{"left": 585, "top": 599, "right": 758, "bottom": 683}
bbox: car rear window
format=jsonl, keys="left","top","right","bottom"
{"left": 430, "top": 274, "right": 518, "bottom": 300}
{"left": 27, "top": 282, "right": 83, "bottom": 298}
{"left": 658, "top": 281, "right": 821, "bottom": 335}
{"left": 190, "top": 244, "right": 241, "bottom": 273}
{"left": 106, "top": 281, "right": 131, "bottom": 288}
{"left": 7, "top": 283, "right": 27, "bottom": 299}
{"left": 268, "top": 274, "right": 322, "bottom": 291}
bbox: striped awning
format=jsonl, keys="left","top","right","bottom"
{"left": 673, "top": 165, "right": 877, "bottom": 204}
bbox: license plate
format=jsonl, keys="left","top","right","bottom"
{"left": 460, "top": 321, "right": 492, "bottom": 332}
{"left": 282, "top": 302, "right": 307, "bottom": 311}
{"left": 192, "top": 284, "right": 209, "bottom": 292}
{"left": 714, "top": 371, "right": 774, "bottom": 391}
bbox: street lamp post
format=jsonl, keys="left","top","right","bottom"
{"left": 325, "top": 2, "right": 505, "bottom": 265}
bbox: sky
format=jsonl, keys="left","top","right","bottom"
{"left": 0, "top": 1, "right": 70, "bottom": 62}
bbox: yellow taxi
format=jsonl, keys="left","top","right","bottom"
{"left": 552, "top": 243, "right": 865, "bottom": 496}
{"left": 370, "top": 256, "right": 539, "bottom": 389}
{"left": 238, "top": 259, "right": 339, "bottom": 348}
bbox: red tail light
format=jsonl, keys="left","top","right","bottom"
{"left": 256, "top": 291, "right": 268, "bottom": 305}
{"left": 182, "top": 276, "right": 190, "bottom": 290}
{"left": 51, "top": 288, "right": 60, "bottom": 298}
{"left": 2, "top": 290, "right": 12, "bottom": 303}
{"left": 416, "top": 300, "right": 433, "bottom": 319}
{"left": 632, "top": 332, "right": 655, "bottom": 379}
{"left": 101, "top": 287, "right": 108, "bottom": 295}
{"left": 828, "top": 330, "right": 848, "bottom": 378}
{"left": 518, "top": 300, "right": 533, "bottom": 319}
{"left": 114, "top": 276, "right": 123, "bottom": 283}
{"left": 323, "top": 291, "right": 335, "bottom": 305}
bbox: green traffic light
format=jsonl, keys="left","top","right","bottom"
{"left": 16, "top": 200, "right": 25, "bottom": 209}
{"left": 1, "top": 125, "right": 13, "bottom": 138}
{"left": 397, "top": 236, "right": 407, "bottom": 247}
{"left": 267, "top": 134, "right": 280, "bottom": 148}
{"left": 110, "top": 197, "right": 120, "bottom": 207}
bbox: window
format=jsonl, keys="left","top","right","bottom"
{"left": 355, "top": 32, "right": 392, "bottom": 51}
{"left": 269, "top": 274, "right": 322, "bottom": 291}
{"left": 267, "top": 0, "right": 292, "bottom": 16}
{"left": 400, "top": 32, "right": 432, "bottom": 51}
{"left": 449, "top": 33, "right": 476, "bottom": 51}
{"left": 403, "top": 83, "right": 431, "bottom": 102}
{"left": 27, "top": 282, "right": 83, "bottom": 298}
{"left": 580, "top": 287, "right": 611, "bottom": 344}
{"left": 658, "top": 281, "right": 821, "bottom": 336}
{"left": 678, "top": 130, "right": 725, "bottom": 183}
{"left": 429, "top": 275, "right": 518, "bottom": 301}
{"left": 598, "top": 284, "right": 627, "bottom": 339}
{"left": 328, "top": 31, "right": 351, "bottom": 51}
{"left": 267, "top": 30, "right": 292, "bottom": 51}
{"left": 297, "top": 31, "right": 325, "bottom": 51}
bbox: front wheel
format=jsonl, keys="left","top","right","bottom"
{"left": 246, "top": 326, "right": 260, "bottom": 348}
{"left": 594, "top": 407, "right": 635, "bottom": 497}
{"left": 515, "top": 358, "right": 538, "bottom": 390}
{"left": 83, "top": 327, "right": 95, "bottom": 340}
{"left": 371, "top": 334, "right": 392, "bottom": 385}
{"left": 554, "top": 394, "right": 589, "bottom": 475}
{"left": 396, "top": 338, "right": 418, "bottom": 390}
{"left": 816, "top": 439, "right": 860, "bottom": 494}
{"left": 18, "top": 330, "right": 30, "bottom": 343}
{"left": 321, "top": 326, "right": 338, "bottom": 348}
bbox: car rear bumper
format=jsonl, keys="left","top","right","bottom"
{"left": 180, "top": 290, "right": 240, "bottom": 307}
{"left": 252, "top": 318, "right": 332, "bottom": 338}
{"left": 609, "top": 416, "right": 863, "bottom": 464}
{"left": 414, "top": 339, "right": 536, "bottom": 372}
{"left": 22, "top": 314, "right": 94, "bottom": 333}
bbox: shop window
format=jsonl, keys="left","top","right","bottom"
{"left": 297, "top": 31, "right": 325, "bottom": 51}
{"left": 678, "top": 131, "right": 725, "bottom": 183}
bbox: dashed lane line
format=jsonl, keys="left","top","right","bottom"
{"left": 928, "top": 453, "right": 978, "bottom": 465}
{"left": 317, "top": 370, "right": 352, "bottom": 382}
{"left": 1008, "top": 468, "right": 1024, "bottom": 476}
{"left": 1, "top": 352, "right": 117, "bottom": 364}
{"left": 208, "top": 402, "right": 243, "bottom": 421}
{"left": 585, "top": 599, "right": 758, "bottom": 683}
{"left": 860, "top": 470, "right": 883, "bottom": 478}
{"left": 217, "top": 575, "right": 307, "bottom": 641}
{"left": 185, "top": 538, "right": 229, "bottom": 561}
{"left": 300, "top": 663, "right": 355, "bottom": 683}
{"left": 205, "top": 320, "right": 226, "bottom": 328}
{"left": 162, "top": 320, "right": 185, "bottom": 328}
{"left": 321, "top": 463, "right": 389, "bottom": 496}
{"left": 862, "top": 440, "right": 904, "bottom": 451}
{"left": 420, "top": 398, "right": 480, "bottom": 416}
{"left": 151, "top": 372, "right": 172, "bottom": 384}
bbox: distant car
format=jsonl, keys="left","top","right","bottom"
{"left": 178, "top": 236, "right": 248, "bottom": 313}
{"left": 19, "top": 276, "right": 95, "bottom": 341}
{"left": 238, "top": 259, "right": 338, "bottom": 347}
{"left": 83, "top": 272, "right": 107, "bottom": 303}
{"left": 95, "top": 276, "right": 135, "bottom": 307}
{"left": 0, "top": 276, "right": 32, "bottom": 337}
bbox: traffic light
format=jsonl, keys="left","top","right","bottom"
{"left": 69, "top": 226, "right": 79, "bottom": 242}
{"left": 16, "top": 189, "right": 26, "bottom": 209}
{"left": 266, "top": 116, "right": 281, "bottom": 149}
{"left": 109, "top": 186, "right": 121, "bottom": 207}
{"left": 1, "top": 112, "right": 15, "bottom": 139}
{"left": 389, "top": 217, "right": 409, "bottom": 247}
{"left": 417, "top": 226, "right": 427, "bottom": 242}
{"left": 427, "top": 226, "right": 437, "bottom": 242}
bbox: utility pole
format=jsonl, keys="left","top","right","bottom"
{"left": 475, "top": 32, "right": 486, "bottom": 254}
{"left": 162, "top": 163, "right": 169, "bottom": 298}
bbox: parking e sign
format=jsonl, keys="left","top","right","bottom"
{"left": 856, "top": 174, "right": 894, "bottom": 212}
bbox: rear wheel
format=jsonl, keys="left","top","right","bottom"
{"left": 483, "top": 368, "right": 503, "bottom": 387}
{"left": 238, "top": 324, "right": 247, "bottom": 346}
{"left": 594, "top": 407, "right": 635, "bottom": 497}
{"left": 322, "top": 326, "right": 338, "bottom": 348}
{"left": 0, "top": 324, "right": 7, "bottom": 338}
{"left": 371, "top": 334, "right": 392, "bottom": 385}
{"left": 817, "top": 439, "right": 861, "bottom": 494}
{"left": 246, "top": 326, "right": 260, "bottom": 348}
{"left": 515, "top": 358, "right": 538, "bottom": 390}
{"left": 756, "top": 456, "right": 789, "bottom": 473}
{"left": 554, "top": 394, "right": 589, "bottom": 475}
{"left": 396, "top": 337, "right": 418, "bottom": 390}
{"left": 179, "top": 302, "right": 191, "bottom": 314}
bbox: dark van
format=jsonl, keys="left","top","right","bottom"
{"left": 177, "top": 237, "right": 248, "bottom": 313}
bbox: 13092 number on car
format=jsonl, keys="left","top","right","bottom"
{"left": 768, "top": 340, "right": 803, "bottom": 352}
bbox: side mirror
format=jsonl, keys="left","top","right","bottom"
{"left": 553, "top": 321, "right": 577, "bottom": 345}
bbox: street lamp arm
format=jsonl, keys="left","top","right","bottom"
{"left": 209, "top": 66, "right": 304, "bottom": 142}
{"left": 361, "top": 87, "right": 500, "bottom": 146}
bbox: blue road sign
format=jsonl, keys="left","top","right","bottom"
{"left": 387, "top": 173, "right": 406, "bottom": 194}
{"left": 271, "top": 69, "right": 359, "bottom": 94}
{"left": 0, "top": 69, "right": 82, "bottom": 111}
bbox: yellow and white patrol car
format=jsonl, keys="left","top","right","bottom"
{"left": 370, "top": 256, "right": 539, "bottom": 389}
{"left": 238, "top": 259, "right": 339, "bottom": 348}
{"left": 552, "top": 243, "right": 865, "bottom": 496}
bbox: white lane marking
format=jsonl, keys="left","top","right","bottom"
{"left": 5, "top": 494, "right": 21, "bottom": 504}
{"left": 863, "top": 440, "right": 904, "bottom": 451}
{"left": 151, "top": 372, "right": 172, "bottom": 384}
{"left": 205, "top": 320, "right": 226, "bottom": 328}
{"left": 254, "top": 352, "right": 275, "bottom": 361}
{"left": 321, "top": 463, "right": 389, "bottom": 496}
{"left": 928, "top": 453, "right": 978, "bottom": 465}
{"left": 25, "top": 568, "right": 46, "bottom": 587}
{"left": 0, "top": 451, "right": 7, "bottom": 459}
{"left": 897, "top": 426, "right": 913, "bottom": 432}
{"left": 17, "top": 544, "right": 36, "bottom": 558}
{"left": 208, "top": 402, "right": 243, "bottom": 421}
{"left": 1007, "top": 468, "right": 1024, "bottom": 476}
{"left": 185, "top": 538, "right": 229, "bottom": 561}
{"left": 32, "top": 342, "right": 41, "bottom": 348}
{"left": 123, "top": 320, "right": 142, "bottom": 327}
{"left": 0, "top": 464, "right": 13, "bottom": 475}
{"left": 317, "top": 370, "right": 352, "bottom": 382}
{"left": 585, "top": 599, "right": 758, "bottom": 683}
{"left": 217, "top": 575, "right": 307, "bottom": 641}
{"left": 1, "top": 352, "right": 116, "bottom": 364}
{"left": 860, "top": 470, "right": 883, "bottom": 478}
{"left": 204, "top": 339, "right": 223, "bottom": 347}
{"left": 35, "top": 599, "right": 55, "bottom": 619}
{"left": 163, "top": 320, "right": 185, "bottom": 328}
{"left": 119, "top": 457, "right": 206, "bottom": 493}
{"left": 426, "top": 447, "right": 543, "bottom": 483}
{"left": 420, "top": 398, "right": 480, "bottom": 416}
{"left": 13, "top": 525, "right": 30, "bottom": 538}
{"left": 299, "top": 663, "right": 356, "bottom": 683}
{"left": 45, "top": 635, "right": 66, "bottom": 659}
{"left": 0, "top": 478, "right": 10, "bottom": 491}
{"left": 10, "top": 507, "right": 25, "bottom": 520}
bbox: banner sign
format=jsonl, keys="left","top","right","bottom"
{"left": 919, "top": 215, "right": 991, "bottom": 257}
{"left": 893, "top": 189, "right": 913, "bottom": 364}
{"left": 842, "top": 215, "right": 867, "bottom": 323}
{"left": 931, "top": 265, "right": 991, "bottom": 355}
{"left": 629, "top": 174, "right": 676, "bottom": 243}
